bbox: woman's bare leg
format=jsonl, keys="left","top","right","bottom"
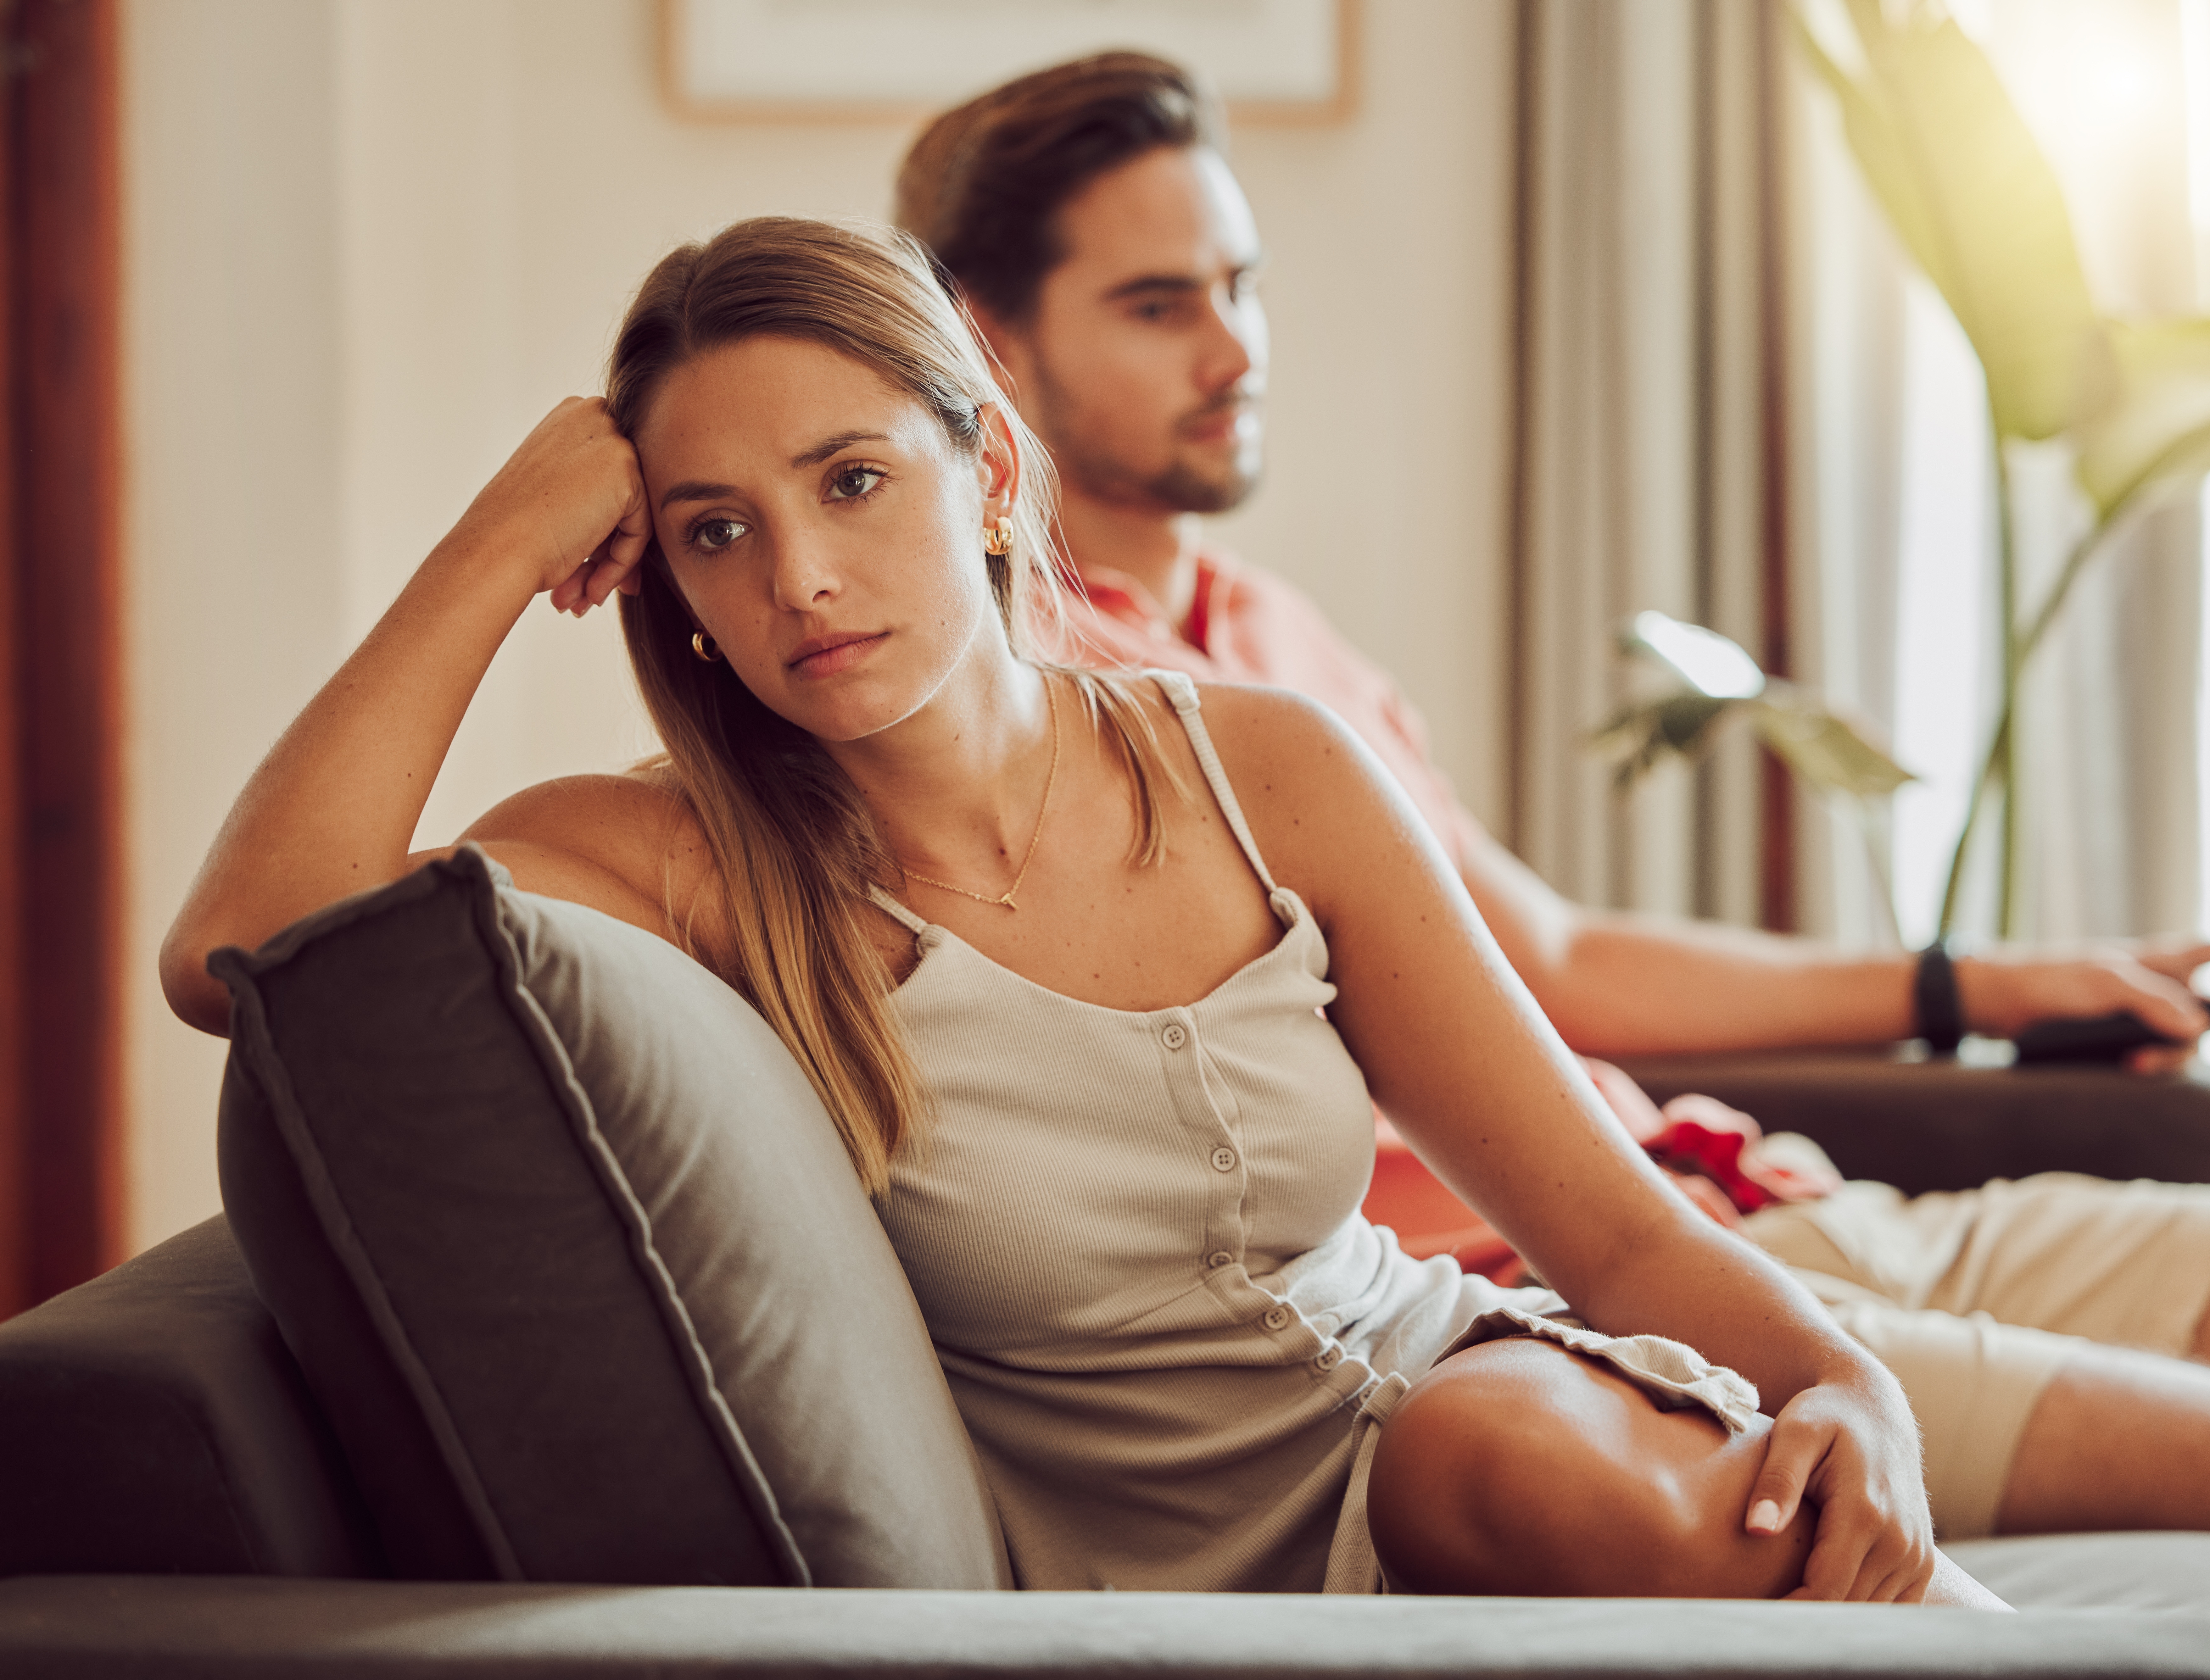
{"left": 1998, "top": 1346, "right": 2210, "bottom": 1533}
{"left": 1368, "top": 1338, "right": 2005, "bottom": 1606}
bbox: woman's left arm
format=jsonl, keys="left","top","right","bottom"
{"left": 1206, "top": 685, "right": 1933, "bottom": 1603}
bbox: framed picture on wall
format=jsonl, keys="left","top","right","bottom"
{"left": 661, "top": 0, "right": 1357, "bottom": 124}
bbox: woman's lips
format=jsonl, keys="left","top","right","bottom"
{"left": 786, "top": 630, "right": 888, "bottom": 677}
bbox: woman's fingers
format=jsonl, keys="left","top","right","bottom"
{"left": 456, "top": 396, "right": 654, "bottom": 603}
{"left": 1787, "top": 1504, "right": 1914, "bottom": 1601}
{"left": 544, "top": 451, "right": 656, "bottom": 617}
{"left": 1744, "top": 1408, "right": 1817, "bottom": 1537}
{"left": 1755, "top": 1382, "right": 1936, "bottom": 1602}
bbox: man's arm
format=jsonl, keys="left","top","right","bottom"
{"left": 1459, "top": 827, "right": 2210, "bottom": 1057}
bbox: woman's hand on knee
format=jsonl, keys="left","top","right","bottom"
{"left": 1746, "top": 1370, "right": 1935, "bottom": 1603}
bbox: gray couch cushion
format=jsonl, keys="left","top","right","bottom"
{"left": 1945, "top": 1533, "right": 2210, "bottom": 1613}
{"left": 0, "top": 1217, "right": 381, "bottom": 1579}
{"left": 212, "top": 846, "right": 1008, "bottom": 1590}
{"left": 5, "top": 1577, "right": 2210, "bottom": 1678}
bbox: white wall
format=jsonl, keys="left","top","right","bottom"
{"left": 120, "top": 0, "right": 1515, "bottom": 1253}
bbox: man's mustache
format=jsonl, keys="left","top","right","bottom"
{"left": 1177, "top": 385, "right": 1266, "bottom": 435}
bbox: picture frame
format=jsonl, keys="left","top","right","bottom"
{"left": 660, "top": 0, "right": 1358, "bottom": 125}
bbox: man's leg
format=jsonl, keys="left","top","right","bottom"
{"left": 1808, "top": 1292, "right": 2210, "bottom": 1536}
{"left": 1364, "top": 1338, "right": 2001, "bottom": 1605}
{"left": 1746, "top": 1173, "right": 2210, "bottom": 1363}
{"left": 1996, "top": 1345, "right": 2210, "bottom": 1533}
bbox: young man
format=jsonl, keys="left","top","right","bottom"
{"left": 895, "top": 53, "right": 2210, "bottom": 1547}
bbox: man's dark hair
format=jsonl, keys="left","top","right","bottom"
{"left": 895, "top": 53, "right": 1224, "bottom": 326}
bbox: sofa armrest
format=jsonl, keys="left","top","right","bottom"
{"left": 0, "top": 1218, "right": 382, "bottom": 1579}
{"left": 1612, "top": 1049, "right": 2210, "bottom": 1195}
{"left": 1, "top": 1576, "right": 2206, "bottom": 1678}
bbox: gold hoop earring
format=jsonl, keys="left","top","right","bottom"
{"left": 983, "top": 518, "right": 1014, "bottom": 557}
{"left": 691, "top": 630, "right": 719, "bottom": 663}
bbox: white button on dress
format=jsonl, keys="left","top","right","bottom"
{"left": 1210, "top": 1147, "right": 1237, "bottom": 1173}
{"left": 1161, "top": 1023, "right": 1188, "bottom": 1050}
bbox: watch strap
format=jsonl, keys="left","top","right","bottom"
{"left": 1914, "top": 938, "right": 1966, "bottom": 1054}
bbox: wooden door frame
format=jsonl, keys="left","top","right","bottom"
{"left": 2, "top": 0, "right": 125, "bottom": 1316}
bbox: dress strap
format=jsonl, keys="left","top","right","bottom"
{"left": 1147, "top": 670, "right": 1279, "bottom": 896}
{"left": 867, "top": 883, "right": 929, "bottom": 936}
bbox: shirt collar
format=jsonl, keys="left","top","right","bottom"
{"left": 1069, "top": 550, "right": 1235, "bottom": 654}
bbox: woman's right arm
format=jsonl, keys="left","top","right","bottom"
{"left": 160, "top": 398, "right": 654, "bottom": 1035}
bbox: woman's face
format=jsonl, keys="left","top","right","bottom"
{"left": 635, "top": 334, "right": 1015, "bottom": 744}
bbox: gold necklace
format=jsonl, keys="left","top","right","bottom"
{"left": 899, "top": 677, "right": 1063, "bottom": 911}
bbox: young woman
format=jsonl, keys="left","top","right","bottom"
{"left": 163, "top": 219, "right": 2001, "bottom": 1607}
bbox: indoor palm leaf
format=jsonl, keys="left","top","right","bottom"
{"left": 1794, "top": 0, "right": 2210, "bottom": 935}
{"left": 1594, "top": 612, "right": 1914, "bottom": 932}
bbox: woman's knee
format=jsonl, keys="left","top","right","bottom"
{"left": 1367, "top": 1337, "right": 1812, "bottom": 1598}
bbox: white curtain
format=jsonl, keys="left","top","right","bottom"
{"left": 1795, "top": 0, "right": 2205, "bottom": 949}
{"left": 1508, "top": 0, "right": 1790, "bottom": 929}
{"left": 1509, "top": 0, "right": 2205, "bottom": 947}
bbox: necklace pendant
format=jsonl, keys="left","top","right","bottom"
{"left": 997, "top": 893, "right": 1018, "bottom": 909}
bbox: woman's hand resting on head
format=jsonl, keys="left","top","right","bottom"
{"left": 159, "top": 396, "right": 676, "bottom": 1036}
{"left": 447, "top": 396, "right": 656, "bottom": 615}
{"left": 1744, "top": 1366, "right": 1935, "bottom": 1601}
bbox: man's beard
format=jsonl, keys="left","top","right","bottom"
{"left": 1031, "top": 366, "right": 1263, "bottom": 516}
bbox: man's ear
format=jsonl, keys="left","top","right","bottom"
{"left": 967, "top": 300, "right": 1033, "bottom": 409}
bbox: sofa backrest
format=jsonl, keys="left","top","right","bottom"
{"left": 212, "top": 848, "right": 1011, "bottom": 1590}
{"left": 0, "top": 1215, "right": 382, "bottom": 1578}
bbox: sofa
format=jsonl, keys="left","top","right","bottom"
{"left": 4, "top": 850, "right": 2210, "bottom": 1676}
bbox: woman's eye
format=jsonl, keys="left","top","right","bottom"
{"left": 826, "top": 466, "right": 886, "bottom": 502}
{"left": 692, "top": 517, "right": 746, "bottom": 552}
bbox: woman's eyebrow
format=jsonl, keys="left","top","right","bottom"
{"left": 791, "top": 430, "right": 890, "bottom": 468}
{"left": 658, "top": 480, "right": 735, "bottom": 511}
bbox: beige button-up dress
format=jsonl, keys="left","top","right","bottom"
{"left": 872, "top": 673, "right": 1758, "bottom": 1594}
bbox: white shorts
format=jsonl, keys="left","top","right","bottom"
{"left": 1744, "top": 1173, "right": 2210, "bottom": 1538}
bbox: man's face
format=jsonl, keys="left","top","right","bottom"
{"left": 995, "top": 145, "right": 1267, "bottom": 517}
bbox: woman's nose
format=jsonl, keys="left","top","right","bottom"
{"left": 769, "top": 531, "right": 840, "bottom": 613}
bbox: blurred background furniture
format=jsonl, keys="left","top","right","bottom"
{"left": 1613, "top": 1048, "right": 2210, "bottom": 1193}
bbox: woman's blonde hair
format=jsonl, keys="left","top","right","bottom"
{"left": 608, "top": 216, "right": 1178, "bottom": 1192}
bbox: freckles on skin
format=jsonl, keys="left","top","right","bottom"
{"left": 630, "top": 336, "right": 1004, "bottom": 742}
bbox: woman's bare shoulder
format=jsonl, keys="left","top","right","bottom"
{"left": 1181, "top": 679, "right": 1437, "bottom": 904}
{"left": 461, "top": 763, "right": 697, "bottom": 850}
{"left": 1183, "top": 679, "right": 1377, "bottom": 797}
{"left": 446, "top": 763, "right": 717, "bottom": 937}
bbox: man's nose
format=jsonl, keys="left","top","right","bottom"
{"left": 1200, "top": 286, "right": 1263, "bottom": 392}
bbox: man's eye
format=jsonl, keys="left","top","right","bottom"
{"left": 693, "top": 517, "right": 746, "bottom": 551}
{"left": 827, "top": 466, "right": 886, "bottom": 501}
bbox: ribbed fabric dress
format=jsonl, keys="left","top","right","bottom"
{"left": 870, "top": 672, "right": 1760, "bottom": 1594}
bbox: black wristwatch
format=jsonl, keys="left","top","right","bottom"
{"left": 1913, "top": 938, "right": 1966, "bottom": 1054}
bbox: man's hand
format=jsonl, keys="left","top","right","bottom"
{"left": 1957, "top": 938, "right": 2210, "bottom": 1071}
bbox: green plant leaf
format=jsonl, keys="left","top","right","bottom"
{"left": 1590, "top": 693, "right": 1736, "bottom": 788}
{"left": 1748, "top": 691, "right": 1918, "bottom": 800}
{"left": 2073, "top": 317, "right": 2210, "bottom": 517}
{"left": 1793, "top": 0, "right": 2115, "bottom": 439}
